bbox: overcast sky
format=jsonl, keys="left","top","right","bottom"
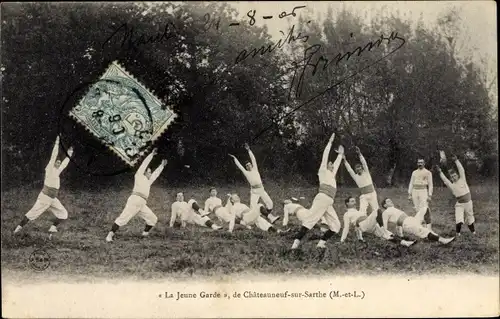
{"left": 231, "top": 1, "right": 495, "bottom": 64}
{"left": 230, "top": 1, "right": 497, "bottom": 104}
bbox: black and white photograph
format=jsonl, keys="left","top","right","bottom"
{"left": 1, "top": 1, "right": 498, "bottom": 318}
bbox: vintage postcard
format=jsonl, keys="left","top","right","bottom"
{"left": 1, "top": 1, "right": 498, "bottom": 318}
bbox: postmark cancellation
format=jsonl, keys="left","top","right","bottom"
{"left": 69, "top": 61, "right": 177, "bottom": 166}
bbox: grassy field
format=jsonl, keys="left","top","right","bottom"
{"left": 1, "top": 182, "right": 498, "bottom": 281}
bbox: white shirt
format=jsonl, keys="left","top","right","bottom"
{"left": 171, "top": 201, "right": 193, "bottom": 223}
{"left": 132, "top": 152, "right": 165, "bottom": 198}
{"left": 204, "top": 196, "right": 223, "bottom": 213}
{"left": 283, "top": 203, "right": 303, "bottom": 216}
{"left": 283, "top": 202, "right": 306, "bottom": 226}
{"left": 382, "top": 207, "right": 406, "bottom": 229}
{"left": 439, "top": 160, "right": 470, "bottom": 198}
{"left": 340, "top": 208, "right": 366, "bottom": 242}
{"left": 350, "top": 171, "right": 372, "bottom": 188}
{"left": 318, "top": 142, "right": 342, "bottom": 187}
{"left": 233, "top": 150, "right": 263, "bottom": 186}
{"left": 44, "top": 160, "right": 69, "bottom": 189}
{"left": 408, "top": 168, "right": 433, "bottom": 196}
{"left": 344, "top": 156, "right": 373, "bottom": 188}
{"left": 242, "top": 169, "right": 263, "bottom": 186}
{"left": 44, "top": 139, "right": 70, "bottom": 189}
{"left": 230, "top": 202, "right": 251, "bottom": 219}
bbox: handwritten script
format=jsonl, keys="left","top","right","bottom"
{"left": 289, "top": 31, "right": 406, "bottom": 98}
{"left": 102, "top": 22, "right": 178, "bottom": 52}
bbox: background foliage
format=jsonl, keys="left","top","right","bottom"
{"left": 1, "top": 2, "right": 497, "bottom": 189}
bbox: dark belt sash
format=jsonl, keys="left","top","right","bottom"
{"left": 131, "top": 191, "right": 148, "bottom": 201}
{"left": 396, "top": 214, "right": 408, "bottom": 227}
{"left": 251, "top": 183, "right": 263, "bottom": 189}
{"left": 413, "top": 184, "right": 427, "bottom": 190}
{"left": 456, "top": 193, "right": 472, "bottom": 203}
{"left": 319, "top": 183, "right": 337, "bottom": 199}
{"left": 359, "top": 184, "right": 375, "bottom": 195}
{"left": 42, "top": 185, "right": 59, "bottom": 198}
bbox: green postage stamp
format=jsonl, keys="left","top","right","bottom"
{"left": 69, "top": 61, "right": 177, "bottom": 166}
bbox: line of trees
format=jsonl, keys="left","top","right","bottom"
{"left": 1, "top": 2, "right": 497, "bottom": 189}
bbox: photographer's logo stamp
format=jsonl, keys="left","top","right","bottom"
{"left": 29, "top": 249, "right": 50, "bottom": 271}
{"left": 69, "top": 61, "right": 177, "bottom": 166}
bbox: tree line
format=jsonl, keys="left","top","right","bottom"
{"left": 1, "top": 2, "right": 497, "bottom": 189}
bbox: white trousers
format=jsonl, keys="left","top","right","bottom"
{"left": 359, "top": 191, "right": 379, "bottom": 215}
{"left": 114, "top": 195, "right": 158, "bottom": 227}
{"left": 302, "top": 193, "right": 340, "bottom": 232}
{"left": 455, "top": 200, "right": 475, "bottom": 225}
{"left": 250, "top": 187, "right": 273, "bottom": 210}
{"left": 215, "top": 207, "right": 233, "bottom": 223}
{"left": 402, "top": 217, "right": 430, "bottom": 239}
{"left": 25, "top": 192, "right": 68, "bottom": 220}
{"left": 411, "top": 189, "right": 428, "bottom": 212}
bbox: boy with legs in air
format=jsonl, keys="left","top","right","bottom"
{"left": 170, "top": 192, "right": 222, "bottom": 230}
{"left": 380, "top": 198, "right": 455, "bottom": 245}
{"left": 340, "top": 196, "right": 415, "bottom": 247}
{"left": 228, "top": 194, "right": 288, "bottom": 233}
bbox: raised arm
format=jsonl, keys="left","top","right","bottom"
{"left": 343, "top": 155, "right": 356, "bottom": 180}
{"left": 332, "top": 148, "right": 344, "bottom": 176}
{"left": 245, "top": 143, "right": 258, "bottom": 170}
{"left": 57, "top": 147, "right": 74, "bottom": 173}
{"left": 340, "top": 214, "right": 350, "bottom": 242}
{"left": 439, "top": 171, "right": 453, "bottom": 189}
{"left": 229, "top": 154, "right": 246, "bottom": 173}
{"left": 169, "top": 203, "right": 178, "bottom": 227}
{"left": 46, "top": 136, "right": 60, "bottom": 168}
{"left": 453, "top": 155, "right": 466, "bottom": 181}
{"left": 150, "top": 160, "right": 167, "bottom": 183}
{"left": 359, "top": 153, "right": 369, "bottom": 173}
{"left": 319, "top": 133, "right": 335, "bottom": 171}
{"left": 136, "top": 149, "right": 156, "bottom": 176}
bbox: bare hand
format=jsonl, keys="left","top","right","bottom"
{"left": 354, "top": 146, "right": 361, "bottom": 154}
{"left": 433, "top": 165, "right": 442, "bottom": 173}
{"left": 152, "top": 148, "right": 158, "bottom": 155}
{"left": 67, "top": 146, "right": 74, "bottom": 157}
{"left": 161, "top": 159, "right": 168, "bottom": 166}
{"left": 407, "top": 194, "right": 412, "bottom": 202}
{"left": 336, "top": 145, "right": 344, "bottom": 154}
{"left": 427, "top": 196, "right": 432, "bottom": 202}
{"left": 438, "top": 150, "right": 447, "bottom": 164}
{"left": 450, "top": 154, "right": 458, "bottom": 162}
{"left": 244, "top": 143, "right": 250, "bottom": 151}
